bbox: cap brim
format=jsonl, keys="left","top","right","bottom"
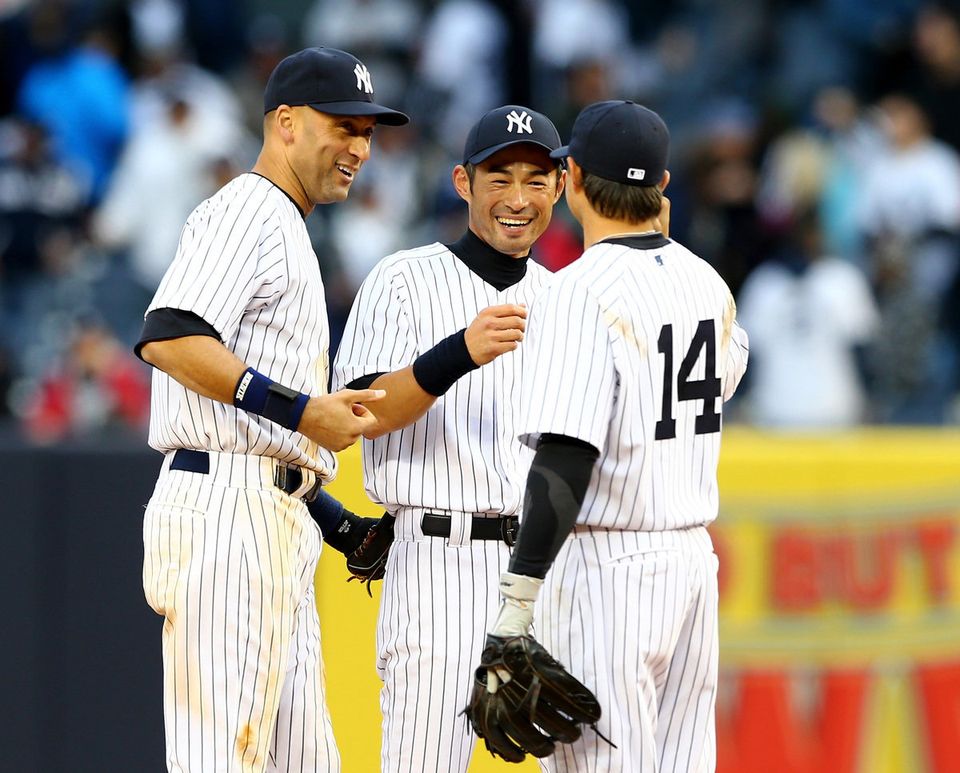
{"left": 308, "top": 101, "right": 409, "bottom": 126}
{"left": 549, "top": 145, "right": 570, "bottom": 159}
{"left": 467, "top": 139, "right": 562, "bottom": 165}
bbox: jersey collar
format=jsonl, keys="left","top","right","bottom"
{"left": 249, "top": 172, "right": 307, "bottom": 219}
{"left": 598, "top": 232, "right": 671, "bottom": 250}
{"left": 447, "top": 229, "right": 529, "bottom": 291}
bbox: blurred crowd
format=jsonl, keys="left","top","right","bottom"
{"left": 2, "top": 0, "right": 960, "bottom": 443}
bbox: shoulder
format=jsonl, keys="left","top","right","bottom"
{"left": 383, "top": 241, "right": 450, "bottom": 265}
{"left": 368, "top": 242, "right": 453, "bottom": 278}
{"left": 188, "top": 174, "right": 282, "bottom": 229}
{"left": 534, "top": 256, "right": 603, "bottom": 310}
{"left": 546, "top": 243, "right": 624, "bottom": 294}
{"left": 353, "top": 243, "right": 454, "bottom": 301}
{"left": 663, "top": 239, "right": 737, "bottom": 294}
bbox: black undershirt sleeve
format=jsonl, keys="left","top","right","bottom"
{"left": 134, "top": 308, "right": 222, "bottom": 362}
{"left": 508, "top": 433, "right": 601, "bottom": 579}
{"left": 346, "top": 373, "right": 386, "bottom": 390}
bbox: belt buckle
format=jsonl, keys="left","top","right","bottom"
{"left": 274, "top": 464, "right": 303, "bottom": 495}
{"left": 500, "top": 516, "right": 518, "bottom": 547}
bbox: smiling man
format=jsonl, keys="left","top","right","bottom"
{"left": 331, "top": 105, "right": 565, "bottom": 772}
{"left": 134, "top": 47, "right": 407, "bottom": 772}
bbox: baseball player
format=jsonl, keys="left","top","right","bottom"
{"left": 331, "top": 106, "right": 565, "bottom": 771}
{"left": 474, "top": 100, "right": 749, "bottom": 771}
{"left": 135, "top": 48, "right": 408, "bottom": 772}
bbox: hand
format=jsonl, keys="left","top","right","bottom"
{"left": 297, "top": 388, "right": 385, "bottom": 451}
{"left": 489, "top": 572, "right": 543, "bottom": 641}
{"left": 464, "top": 304, "right": 527, "bottom": 366}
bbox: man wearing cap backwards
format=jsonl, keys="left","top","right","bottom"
{"left": 472, "top": 100, "right": 750, "bottom": 771}
{"left": 331, "top": 105, "right": 565, "bottom": 771}
{"left": 135, "top": 47, "right": 408, "bottom": 772}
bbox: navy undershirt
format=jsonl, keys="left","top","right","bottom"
{"left": 447, "top": 228, "right": 529, "bottom": 291}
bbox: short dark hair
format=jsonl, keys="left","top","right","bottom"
{"left": 582, "top": 171, "right": 662, "bottom": 222}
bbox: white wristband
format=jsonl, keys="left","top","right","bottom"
{"left": 489, "top": 572, "right": 544, "bottom": 637}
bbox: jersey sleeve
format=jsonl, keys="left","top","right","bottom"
{"left": 721, "top": 291, "right": 750, "bottom": 401}
{"left": 332, "top": 258, "right": 417, "bottom": 391}
{"left": 147, "top": 187, "right": 284, "bottom": 343}
{"left": 517, "top": 279, "right": 617, "bottom": 452}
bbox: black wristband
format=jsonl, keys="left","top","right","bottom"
{"left": 412, "top": 329, "right": 479, "bottom": 396}
{"left": 324, "top": 509, "right": 374, "bottom": 555}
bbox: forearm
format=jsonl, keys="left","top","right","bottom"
{"left": 490, "top": 435, "right": 599, "bottom": 638}
{"left": 360, "top": 328, "right": 479, "bottom": 438}
{"left": 307, "top": 489, "right": 376, "bottom": 553}
{"left": 509, "top": 435, "right": 600, "bottom": 579}
{"left": 140, "top": 335, "right": 247, "bottom": 404}
{"left": 365, "top": 367, "right": 437, "bottom": 437}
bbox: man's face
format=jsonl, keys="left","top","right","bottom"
{"left": 455, "top": 145, "right": 564, "bottom": 258}
{"left": 290, "top": 108, "right": 377, "bottom": 204}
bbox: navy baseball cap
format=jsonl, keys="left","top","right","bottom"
{"left": 263, "top": 47, "right": 409, "bottom": 126}
{"left": 550, "top": 100, "right": 669, "bottom": 186}
{"left": 462, "top": 105, "right": 561, "bottom": 165}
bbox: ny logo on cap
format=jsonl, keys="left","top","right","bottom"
{"left": 506, "top": 109, "right": 533, "bottom": 134}
{"left": 627, "top": 168, "right": 646, "bottom": 181}
{"left": 354, "top": 63, "right": 373, "bottom": 94}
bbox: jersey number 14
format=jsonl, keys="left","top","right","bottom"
{"left": 655, "top": 319, "right": 721, "bottom": 440}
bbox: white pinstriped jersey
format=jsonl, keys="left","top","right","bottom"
{"left": 518, "top": 235, "right": 749, "bottom": 531}
{"left": 145, "top": 172, "right": 337, "bottom": 481}
{"left": 332, "top": 244, "right": 551, "bottom": 514}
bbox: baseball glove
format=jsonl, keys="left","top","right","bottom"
{"left": 346, "top": 513, "right": 395, "bottom": 595}
{"left": 464, "top": 634, "right": 603, "bottom": 764}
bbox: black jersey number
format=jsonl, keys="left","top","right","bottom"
{"left": 654, "top": 319, "right": 722, "bottom": 440}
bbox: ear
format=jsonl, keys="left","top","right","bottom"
{"left": 452, "top": 165, "right": 472, "bottom": 202}
{"left": 553, "top": 166, "right": 566, "bottom": 202}
{"left": 658, "top": 169, "right": 671, "bottom": 192}
{"left": 567, "top": 158, "right": 584, "bottom": 191}
{"left": 274, "top": 105, "right": 296, "bottom": 144}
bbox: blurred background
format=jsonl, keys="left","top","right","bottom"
{"left": 1, "top": 0, "right": 959, "bottom": 770}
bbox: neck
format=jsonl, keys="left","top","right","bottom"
{"left": 447, "top": 229, "right": 529, "bottom": 291}
{"left": 252, "top": 151, "right": 313, "bottom": 216}
{"left": 580, "top": 212, "right": 660, "bottom": 249}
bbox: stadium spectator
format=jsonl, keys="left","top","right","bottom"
{"left": 737, "top": 209, "right": 879, "bottom": 428}
{"left": 20, "top": 317, "right": 150, "bottom": 444}
{"left": 16, "top": 19, "right": 129, "bottom": 203}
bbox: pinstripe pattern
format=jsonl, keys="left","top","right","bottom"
{"left": 518, "top": 238, "right": 749, "bottom": 531}
{"left": 146, "top": 173, "right": 337, "bottom": 480}
{"left": 518, "top": 236, "right": 746, "bottom": 772}
{"left": 332, "top": 244, "right": 550, "bottom": 771}
{"left": 536, "top": 528, "right": 718, "bottom": 773}
{"left": 143, "top": 453, "right": 339, "bottom": 773}
{"left": 142, "top": 171, "right": 342, "bottom": 771}
{"left": 376, "top": 508, "right": 510, "bottom": 772}
{"left": 332, "top": 245, "right": 551, "bottom": 514}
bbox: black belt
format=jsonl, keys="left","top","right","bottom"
{"left": 421, "top": 512, "right": 519, "bottom": 546}
{"left": 170, "top": 449, "right": 322, "bottom": 502}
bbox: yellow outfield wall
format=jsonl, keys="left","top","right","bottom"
{"left": 317, "top": 429, "right": 960, "bottom": 773}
